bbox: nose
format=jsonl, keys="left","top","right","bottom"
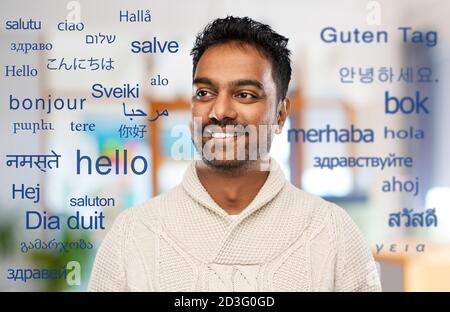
{"left": 209, "top": 93, "right": 238, "bottom": 122}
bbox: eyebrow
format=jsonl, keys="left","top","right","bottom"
{"left": 193, "top": 77, "right": 214, "bottom": 86}
{"left": 231, "top": 79, "right": 264, "bottom": 91}
{"left": 193, "top": 77, "right": 264, "bottom": 91}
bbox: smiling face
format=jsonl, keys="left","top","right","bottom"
{"left": 191, "top": 41, "right": 288, "bottom": 170}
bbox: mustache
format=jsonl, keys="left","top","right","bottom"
{"left": 201, "top": 119, "right": 248, "bottom": 131}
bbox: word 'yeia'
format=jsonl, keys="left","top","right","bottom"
{"left": 375, "top": 243, "right": 425, "bottom": 255}
{"left": 76, "top": 149, "right": 149, "bottom": 175}
{"left": 321, "top": 27, "right": 437, "bottom": 47}
{"left": 388, "top": 208, "right": 437, "bottom": 227}
{"left": 26, "top": 211, "right": 105, "bottom": 230}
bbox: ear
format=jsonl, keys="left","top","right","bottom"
{"left": 276, "top": 97, "right": 290, "bottom": 133}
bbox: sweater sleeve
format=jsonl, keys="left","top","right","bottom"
{"left": 334, "top": 206, "right": 382, "bottom": 292}
{"left": 88, "top": 211, "right": 129, "bottom": 292}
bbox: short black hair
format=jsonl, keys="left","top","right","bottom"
{"left": 191, "top": 16, "right": 292, "bottom": 102}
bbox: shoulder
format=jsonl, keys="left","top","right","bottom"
{"left": 282, "top": 183, "right": 349, "bottom": 221}
{"left": 282, "top": 183, "right": 362, "bottom": 241}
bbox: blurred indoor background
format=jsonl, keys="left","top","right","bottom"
{"left": 1, "top": 0, "right": 450, "bottom": 291}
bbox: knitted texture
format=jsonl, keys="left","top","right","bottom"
{"left": 89, "top": 159, "right": 381, "bottom": 292}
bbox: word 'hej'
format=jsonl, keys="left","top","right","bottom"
{"left": 12, "top": 181, "right": 115, "bottom": 208}
{"left": 388, "top": 208, "right": 437, "bottom": 227}
{"left": 12, "top": 183, "right": 40, "bottom": 204}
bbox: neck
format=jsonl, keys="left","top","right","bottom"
{"left": 196, "top": 160, "right": 269, "bottom": 215}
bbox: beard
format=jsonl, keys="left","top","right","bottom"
{"left": 191, "top": 119, "right": 274, "bottom": 171}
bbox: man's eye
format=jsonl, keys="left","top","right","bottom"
{"left": 237, "top": 92, "right": 256, "bottom": 99}
{"left": 196, "top": 90, "right": 210, "bottom": 97}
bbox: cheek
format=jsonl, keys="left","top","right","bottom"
{"left": 239, "top": 102, "right": 273, "bottom": 125}
{"left": 191, "top": 104, "right": 209, "bottom": 122}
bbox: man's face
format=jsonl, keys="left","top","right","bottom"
{"left": 191, "top": 42, "right": 284, "bottom": 170}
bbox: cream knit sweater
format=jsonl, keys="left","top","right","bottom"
{"left": 89, "top": 159, "right": 381, "bottom": 292}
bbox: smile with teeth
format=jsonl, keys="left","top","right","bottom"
{"left": 204, "top": 131, "right": 246, "bottom": 139}
{"left": 211, "top": 132, "right": 240, "bottom": 138}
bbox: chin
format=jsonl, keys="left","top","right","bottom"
{"left": 202, "top": 158, "right": 249, "bottom": 170}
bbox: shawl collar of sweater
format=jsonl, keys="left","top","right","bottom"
{"left": 181, "top": 158, "right": 286, "bottom": 221}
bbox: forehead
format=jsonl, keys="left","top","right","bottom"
{"left": 194, "top": 42, "right": 274, "bottom": 84}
